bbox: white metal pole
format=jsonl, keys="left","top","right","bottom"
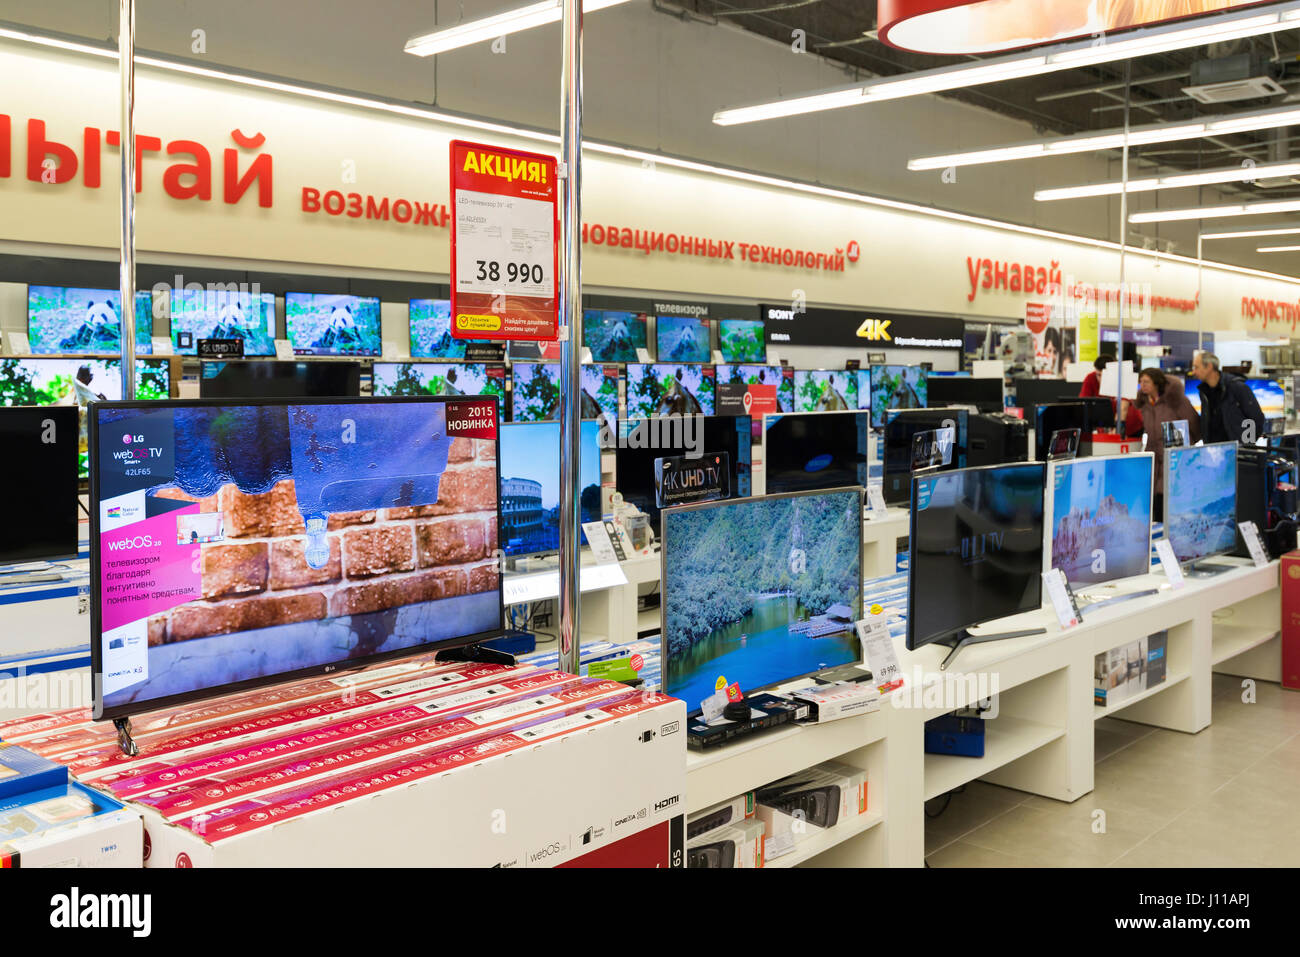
{"left": 1116, "top": 63, "right": 1130, "bottom": 433}
{"left": 557, "top": 0, "right": 583, "bottom": 676}
{"left": 118, "top": 0, "right": 137, "bottom": 399}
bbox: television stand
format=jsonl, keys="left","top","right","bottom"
{"left": 1076, "top": 588, "right": 1160, "bottom": 614}
{"left": 1185, "top": 560, "right": 1236, "bottom": 578}
{"left": 435, "top": 640, "right": 518, "bottom": 667}
{"left": 937, "top": 626, "right": 1046, "bottom": 671}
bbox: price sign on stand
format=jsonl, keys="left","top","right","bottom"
{"left": 1042, "top": 568, "right": 1081, "bottom": 629}
{"left": 1238, "top": 521, "right": 1270, "bottom": 567}
{"left": 449, "top": 140, "right": 559, "bottom": 342}
{"left": 1155, "top": 539, "right": 1186, "bottom": 589}
{"left": 856, "top": 615, "right": 903, "bottom": 694}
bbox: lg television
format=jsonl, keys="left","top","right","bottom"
{"left": 284, "top": 292, "right": 381, "bottom": 356}
{"left": 926, "top": 375, "right": 1004, "bottom": 414}
{"left": 409, "top": 298, "right": 487, "bottom": 359}
{"left": 763, "top": 410, "right": 870, "bottom": 496}
{"left": 794, "top": 370, "right": 858, "bottom": 412}
{"left": 499, "top": 420, "right": 601, "bottom": 558}
{"left": 660, "top": 487, "right": 862, "bottom": 713}
{"left": 1046, "top": 454, "right": 1154, "bottom": 591}
{"left": 615, "top": 414, "right": 751, "bottom": 528}
{"left": 584, "top": 309, "right": 646, "bottom": 363}
{"left": 656, "top": 315, "right": 711, "bottom": 363}
{"left": 868, "top": 365, "right": 928, "bottom": 428}
{"left": 89, "top": 396, "right": 505, "bottom": 720}
{"left": 907, "top": 462, "right": 1047, "bottom": 670}
{"left": 372, "top": 362, "right": 507, "bottom": 402}
{"left": 1164, "top": 442, "right": 1238, "bottom": 572}
{"left": 0, "top": 406, "right": 78, "bottom": 564}
{"left": 511, "top": 362, "right": 560, "bottom": 422}
{"left": 27, "top": 286, "right": 154, "bottom": 355}
{"left": 715, "top": 364, "right": 793, "bottom": 413}
{"left": 199, "top": 361, "right": 361, "bottom": 398}
{"left": 718, "top": 319, "right": 766, "bottom": 363}
{"left": 1034, "top": 403, "right": 1090, "bottom": 461}
{"left": 625, "top": 363, "right": 715, "bottom": 417}
{"left": 883, "top": 408, "right": 969, "bottom": 506}
{"left": 170, "top": 288, "right": 277, "bottom": 356}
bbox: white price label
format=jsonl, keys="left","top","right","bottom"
{"left": 273, "top": 339, "right": 294, "bottom": 360}
{"left": 1042, "top": 568, "right": 1080, "bottom": 629}
{"left": 454, "top": 190, "right": 555, "bottom": 299}
{"left": 855, "top": 619, "right": 902, "bottom": 692}
{"left": 700, "top": 690, "right": 728, "bottom": 723}
{"left": 866, "top": 486, "right": 887, "bottom": 516}
{"left": 1155, "top": 539, "right": 1185, "bottom": 589}
{"left": 1238, "top": 521, "right": 1270, "bottom": 567}
{"left": 582, "top": 521, "right": 622, "bottom": 565}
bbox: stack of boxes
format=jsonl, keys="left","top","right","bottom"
{"left": 756, "top": 760, "right": 869, "bottom": 861}
{"left": 1094, "top": 631, "right": 1169, "bottom": 707}
{"left": 686, "top": 793, "right": 764, "bottom": 868}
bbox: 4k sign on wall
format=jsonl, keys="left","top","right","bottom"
{"left": 449, "top": 140, "right": 559, "bottom": 342}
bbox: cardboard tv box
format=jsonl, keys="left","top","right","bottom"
{"left": 0, "top": 779, "right": 141, "bottom": 868}
{"left": 137, "top": 690, "right": 687, "bottom": 868}
{"left": 1282, "top": 552, "right": 1300, "bottom": 691}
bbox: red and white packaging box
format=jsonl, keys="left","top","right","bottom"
{"left": 1280, "top": 551, "right": 1300, "bottom": 691}
{"left": 139, "top": 689, "right": 686, "bottom": 867}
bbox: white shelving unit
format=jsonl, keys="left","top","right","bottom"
{"left": 764, "top": 809, "right": 885, "bottom": 868}
{"left": 923, "top": 715, "right": 1065, "bottom": 802}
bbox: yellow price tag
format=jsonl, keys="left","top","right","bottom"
{"left": 869, "top": 603, "right": 884, "bottom": 616}
{"left": 714, "top": 675, "right": 727, "bottom": 692}
{"left": 456, "top": 313, "right": 502, "bottom": 332}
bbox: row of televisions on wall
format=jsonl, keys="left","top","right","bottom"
{"left": 36, "top": 393, "right": 1282, "bottom": 724}
{"left": 19, "top": 285, "right": 768, "bottom": 363}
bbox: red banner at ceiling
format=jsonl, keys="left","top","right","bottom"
{"left": 878, "top": 0, "right": 1274, "bottom": 55}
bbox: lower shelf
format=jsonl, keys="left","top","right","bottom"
{"left": 1093, "top": 671, "right": 1190, "bottom": 720}
{"left": 923, "top": 715, "right": 1065, "bottom": 802}
{"left": 764, "top": 808, "right": 885, "bottom": 868}
{"left": 1211, "top": 623, "right": 1280, "bottom": 666}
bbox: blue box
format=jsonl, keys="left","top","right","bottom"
{"left": 0, "top": 743, "right": 68, "bottom": 801}
{"left": 924, "top": 715, "right": 985, "bottom": 757}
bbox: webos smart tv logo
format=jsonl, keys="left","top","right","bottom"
{"left": 111, "top": 433, "right": 164, "bottom": 468}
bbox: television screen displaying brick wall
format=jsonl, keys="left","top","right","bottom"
{"left": 90, "top": 395, "right": 503, "bottom": 720}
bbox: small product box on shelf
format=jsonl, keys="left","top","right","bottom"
{"left": 687, "top": 817, "right": 765, "bottom": 868}
{"left": 787, "top": 682, "right": 881, "bottom": 722}
{"left": 687, "top": 793, "right": 754, "bottom": 841}
{"left": 754, "top": 761, "right": 869, "bottom": 859}
{"left": 0, "top": 742, "right": 68, "bottom": 800}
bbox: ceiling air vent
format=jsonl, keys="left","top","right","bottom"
{"left": 1184, "top": 53, "right": 1284, "bottom": 103}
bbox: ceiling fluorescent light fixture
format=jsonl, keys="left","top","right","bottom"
{"left": 1258, "top": 244, "right": 1300, "bottom": 252}
{"left": 1203, "top": 226, "right": 1300, "bottom": 240}
{"left": 713, "top": 1, "right": 1300, "bottom": 126}
{"left": 1037, "top": 160, "right": 1300, "bottom": 201}
{"left": 1131, "top": 199, "right": 1300, "bottom": 224}
{"left": 910, "top": 105, "right": 1300, "bottom": 171}
{"left": 404, "top": 0, "right": 633, "bottom": 57}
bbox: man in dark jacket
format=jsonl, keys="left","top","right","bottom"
{"left": 1190, "top": 351, "right": 1267, "bottom": 445}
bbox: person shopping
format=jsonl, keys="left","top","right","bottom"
{"left": 1079, "top": 354, "right": 1143, "bottom": 437}
{"left": 1133, "top": 368, "right": 1200, "bottom": 518}
{"left": 1189, "top": 351, "right": 1267, "bottom": 445}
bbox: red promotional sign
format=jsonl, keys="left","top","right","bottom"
{"left": 445, "top": 398, "right": 499, "bottom": 440}
{"left": 449, "top": 140, "right": 559, "bottom": 342}
{"left": 1024, "top": 302, "right": 1050, "bottom": 335}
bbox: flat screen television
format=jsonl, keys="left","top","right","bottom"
{"left": 793, "top": 370, "right": 858, "bottom": 412}
{"left": 907, "top": 462, "right": 1047, "bottom": 657}
{"left": 715, "top": 364, "right": 793, "bottom": 413}
{"left": 27, "top": 286, "right": 154, "bottom": 355}
{"left": 170, "top": 288, "right": 277, "bottom": 356}
{"left": 868, "top": 365, "right": 928, "bottom": 428}
{"left": 1045, "top": 453, "right": 1154, "bottom": 590}
{"left": 584, "top": 309, "right": 646, "bottom": 363}
{"left": 500, "top": 420, "right": 601, "bottom": 557}
{"left": 926, "top": 375, "right": 1004, "bottom": 413}
{"left": 1012, "top": 377, "right": 1078, "bottom": 409}
{"left": 1164, "top": 442, "right": 1238, "bottom": 568}
{"left": 371, "top": 362, "right": 507, "bottom": 403}
{"left": 89, "top": 396, "right": 504, "bottom": 720}
{"left": 1034, "top": 403, "right": 1090, "bottom": 461}
{"left": 661, "top": 487, "right": 863, "bottom": 713}
{"left": 1247, "top": 378, "right": 1285, "bottom": 423}
{"left": 883, "top": 408, "right": 969, "bottom": 505}
{"left": 615, "top": 414, "right": 751, "bottom": 528}
{"left": 409, "top": 298, "right": 492, "bottom": 359}
{"left": 625, "top": 363, "right": 715, "bottom": 417}
{"left": 763, "top": 410, "right": 870, "bottom": 495}
{"left": 581, "top": 365, "right": 620, "bottom": 424}
{"left": 511, "top": 362, "right": 560, "bottom": 422}
{"left": 656, "top": 315, "right": 711, "bottom": 363}
{"left": 1072, "top": 396, "right": 1116, "bottom": 435}
{"left": 284, "top": 292, "right": 381, "bottom": 356}
{"left": 0, "top": 405, "right": 78, "bottom": 563}
{"left": 199, "top": 361, "right": 361, "bottom": 398}
{"left": 718, "top": 319, "right": 766, "bottom": 363}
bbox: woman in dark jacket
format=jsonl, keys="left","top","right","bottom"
{"left": 1134, "top": 368, "right": 1201, "bottom": 516}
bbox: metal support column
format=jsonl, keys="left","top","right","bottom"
{"left": 118, "top": 0, "right": 137, "bottom": 399}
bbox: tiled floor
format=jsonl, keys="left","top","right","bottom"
{"left": 926, "top": 674, "right": 1300, "bottom": 867}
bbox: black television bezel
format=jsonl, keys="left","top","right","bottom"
{"left": 882, "top": 407, "right": 970, "bottom": 506}
{"left": 905, "top": 460, "right": 1047, "bottom": 652}
{"left": 659, "top": 485, "right": 864, "bottom": 712}
{"left": 925, "top": 375, "right": 1003, "bottom": 414}
{"left": 89, "top": 394, "right": 506, "bottom": 722}
{"left": 1034, "top": 402, "right": 1091, "bottom": 460}
{"left": 283, "top": 291, "right": 382, "bottom": 358}
{"left": 197, "top": 359, "right": 362, "bottom": 399}
{"left": 0, "top": 405, "right": 79, "bottom": 564}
